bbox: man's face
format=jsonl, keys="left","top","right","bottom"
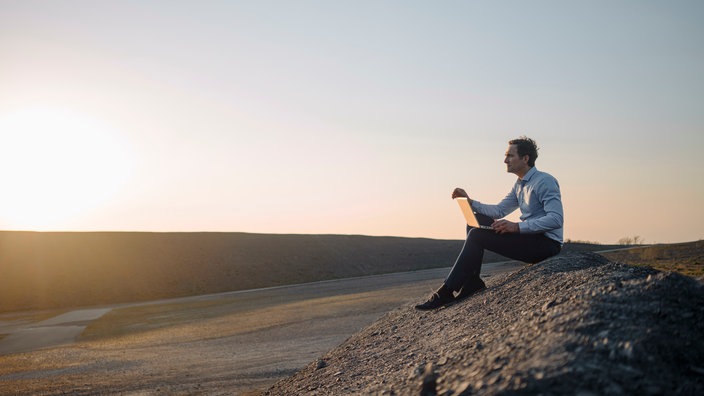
{"left": 504, "top": 145, "right": 529, "bottom": 175}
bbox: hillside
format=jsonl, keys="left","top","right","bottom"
{"left": 0, "top": 231, "right": 617, "bottom": 313}
{"left": 0, "top": 231, "right": 474, "bottom": 313}
{"left": 265, "top": 251, "right": 704, "bottom": 395}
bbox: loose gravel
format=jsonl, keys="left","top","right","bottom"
{"left": 265, "top": 252, "right": 704, "bottom": 395}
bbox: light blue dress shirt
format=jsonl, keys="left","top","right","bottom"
{"left": 471, "top": 167, "right": 564, "bottom": 244}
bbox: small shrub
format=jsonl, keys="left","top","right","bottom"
{"left": 618, "top": 235, "right": 644, "bottom": 245}
{"left": 641, "top": 246, "right": 669, "bottom": 260}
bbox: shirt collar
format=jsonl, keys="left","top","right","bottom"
{"left": 520, "top": 166, "right": 538, "bottom": 182}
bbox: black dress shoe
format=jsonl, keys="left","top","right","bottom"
{"left": 415, "top": 292, "right": 455, "bottom": 310}
{"left": 456, "top": 277, "right": 486, "bottom": 301}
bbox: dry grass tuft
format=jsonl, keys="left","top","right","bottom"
{"left": 602, "top": 240, "right": 703, "bottom": 277}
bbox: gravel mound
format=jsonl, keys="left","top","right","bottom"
{"left": 265, "top": 252, "right": 704, "bottom": 395}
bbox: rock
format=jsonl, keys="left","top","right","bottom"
{"left": 315, "top": 359, "right": 327, "bottom": 370}
{"left": 420, "top": 363, "right": 437, "bottom": 396}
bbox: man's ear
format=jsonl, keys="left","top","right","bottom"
{"left": 522, "top": 155, "right": 530, "bottom": 164}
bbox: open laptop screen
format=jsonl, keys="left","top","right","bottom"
{"left": 456, "top": 197, "right": 493, "bottom": 230}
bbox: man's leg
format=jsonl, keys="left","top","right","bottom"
{"left": 444, "top": 229, "right": 561, "bottom": 294}
{"left": 443, "top": 212, "right": 496, "bottom": 292}
{"left": 415, "top": 221, "right": 495, "bottom": 310}
{"left": 444, "top": 227, "right": 491, "bottom": 293}
{"left": 416, "top": 215, "right": 560, "bottom": 310}
{"left": 472, "top": 231, "right": 561, "bottom": 264}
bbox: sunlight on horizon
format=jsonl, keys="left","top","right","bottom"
{"left": 0, "top": 107, "right": 135, "bottom": 230}
{"left": 0, "top": 1, "right": 702, "bottom": 244}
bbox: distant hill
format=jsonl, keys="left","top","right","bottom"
{"left": 0, "top": 231, "right": 619, "bottom": 313}
{"left": 265, "top": 251, "right": 704, "bottom": 395}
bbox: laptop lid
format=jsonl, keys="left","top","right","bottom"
{"left": 456, "top": 197, "right": 493, "bottom": 230}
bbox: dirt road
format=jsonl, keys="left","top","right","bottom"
{"left": 0, "top": 261, "right": 520, "bottom": 395}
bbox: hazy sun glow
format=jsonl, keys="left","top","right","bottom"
{"left": 0, "top": 107, "right": 134, "bottom": 230}
{"left": 0, "top": 2, "right": 702, "bottom": 243}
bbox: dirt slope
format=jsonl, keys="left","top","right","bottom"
{"left": 265, "top": 252, "right": 704, "bottom": 395}
{"left": 1, "top": 231, "right": 617, "bottom": 313}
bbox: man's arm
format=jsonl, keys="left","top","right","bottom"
{"left": 451, "top": 187, "right": 516, "bottom": 233}
{"left": 491, "top": 219, "right": 519, "bottom": 234}
{"left": 470, "top": 187, "right": 520, "bottom": 220}
{"left": 518, "top": 176, "right": 564, "bottom": 234}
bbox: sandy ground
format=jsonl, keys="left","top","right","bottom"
{"left": 0, "top": 309, "right": 112, "bottom": 355}
{"left": 0, "top": 261, "right": 521, "bottom": 395}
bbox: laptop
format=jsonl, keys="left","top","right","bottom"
{"left": 456, "top": 197, "right": 494, "bottom": 230}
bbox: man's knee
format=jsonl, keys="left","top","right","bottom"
{"left": 466, "top": 227, "right": 492, "bottom": 244}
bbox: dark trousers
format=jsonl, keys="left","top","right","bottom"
{"left": 444, "top": 213, "right": 561, "bottom": 292}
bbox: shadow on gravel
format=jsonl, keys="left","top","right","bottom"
{"left": 496, "top": 253, "right": 704, "bottom": 395}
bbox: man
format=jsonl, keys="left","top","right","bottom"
{"left": 415, "top": 136, "right": 564, "bottom": 310}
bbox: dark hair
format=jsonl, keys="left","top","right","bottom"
{"left": 508, "top": 136, "right": 539, "bottom": 167}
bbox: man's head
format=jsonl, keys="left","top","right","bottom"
{"left": 505, "top": 136, "right": 538, "bottom": 177}
{"left": 508, "top": 136, "right": 539, "bottom": 166}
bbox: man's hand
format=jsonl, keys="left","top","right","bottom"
{"left": 451, "top": 188, "right": 469, "bottom": 199}
{"left": 491, "top": 219, "right": 519, "bottom": 234}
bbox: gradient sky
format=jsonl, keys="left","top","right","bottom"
{"left": 1, "top": 0, "right": 702, "bottom": 244}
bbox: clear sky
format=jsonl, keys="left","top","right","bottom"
{"left": 1, "top": 0, "right": 702, "bottom": 244}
